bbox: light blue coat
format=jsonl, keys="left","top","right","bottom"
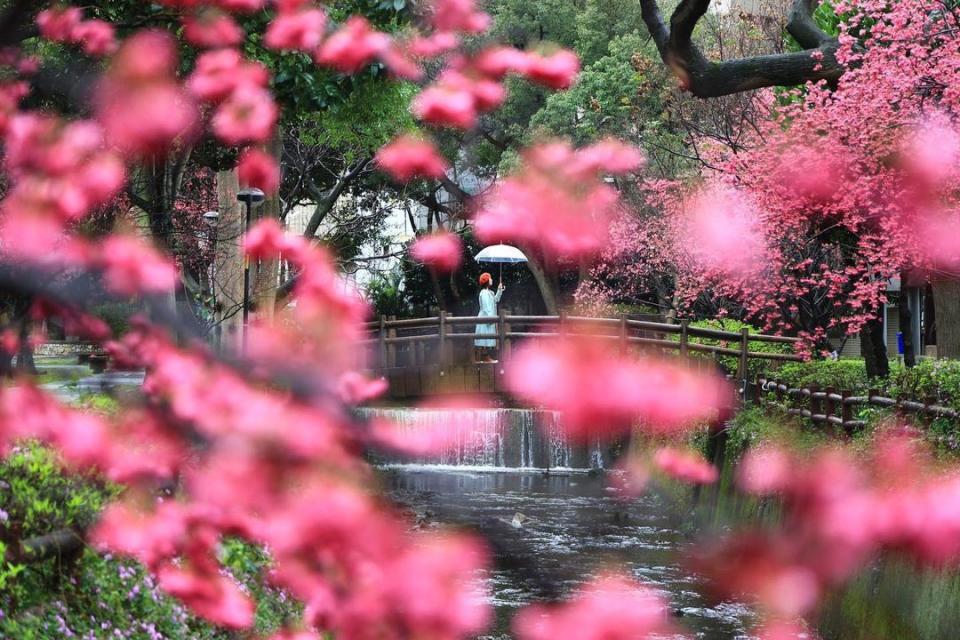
{"left": 474, "top": 288, "right": 503, "bottom": 347}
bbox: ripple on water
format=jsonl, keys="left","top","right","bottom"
{"left": 385, "top": 467, "right": 756, "bottom": 639}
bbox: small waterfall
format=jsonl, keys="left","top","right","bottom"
{"left": 361, "top": 407, "right": 605, "bottom": 471}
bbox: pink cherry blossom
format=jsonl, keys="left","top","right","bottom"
{"left": 213, "top": 0, "right": 267, "bottom": 12}
{"left": 37, "top": 6, "right": 83, "bottom": 42}
{"left": 738, "top": 446, "right": 792, "bottom": 495}
{"left": 212, "top": 84, "right": 279, "bottom": 145}
{"left": 684, "top": 184, "right": 766, "bottom": 277}
{"left": 237, "top": 147, "right": 281, "bottom": 193}
{"left": 182, "top": 10, "right": 244, "bottom": 49}
{"left": 411, "top": 84, "right": 478, "bottom": 129}
{"left": 653, "top": 447, "right": 719, "bottom": 484}
{"left": 410, "top": 232, "right": 463, "bottom": 273}
{"left": 265, "top": 7, "right": 327, "bottom": 52}
{"left": 72, "top": 20, "right": 118, "bottom": 57}
{"left": 409, "top": 32, "right": 460, "bottom": 58}
{"left": 473, "top": 46, "right": 531, "bottom": 78}
{"left": 514, "top": 574, "right": 674, "bottom": 640}
{"left": 313, "top": 17, "right": 389, "bottom": 73}
{"left": 523, "top": 50, "right": 580, "bottom": 90}
{"left": 430, "top": 0, "right": 491, "bottom": 34}
{"left": 98, "top": 236, "right": 178, "bottom": 295}
{"left": 187, "top": 49, "right": 270, "bottom": 104}
{"left": 506, "top": 335, "right": 729, "bottom": 442}
{"left": 96, "top": 32, "right": 199, "bottom": 156}
{"left": 473, "top": 141, "right": 642, "bottom": 259}
{"left": 375, "top": 134, "right": 449, "bottom": 182}
{"left": 337, "top": 371, "right": 388, "bottom": 404}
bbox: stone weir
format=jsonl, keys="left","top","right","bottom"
{"left": 359, "top": 407, "right": 609, "bottom": 471}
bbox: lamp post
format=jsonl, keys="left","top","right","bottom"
{"left": 202, "top": 210, "right": 220, "bottom": 348}
{"left": 236, "top": 188, "right": 265, "bottom": 351}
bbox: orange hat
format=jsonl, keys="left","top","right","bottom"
{"left": 479, "top": 273, "right": 492, "bottom": 286}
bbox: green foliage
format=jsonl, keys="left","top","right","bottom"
{"left": 888, "top": 359, "right": 960, "bottom": 410}
{"left": 724, "top": 406, "right": 831, "bottom": 461}
{"left": 0, "top": 443, "right": 298, "bottom": 637}
{"left": 670, "top": 319, "right": 794, "bottom": 379}
{"left": 776, "top": 359, "right": 870, "bottom": 391}
{"left": 530, "top": 34, "right": 672, "bottom": 147}
{"left": 90, "top": 302, "right": 139, "bottom": 337}
{"left": 1, "top": 443, "right": 110, "bottom": 540}
{"left": 366, "top": 269, "right": 412, "bottom": 318}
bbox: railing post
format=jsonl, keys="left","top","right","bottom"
{"left": 619, "top": 315, "right": 627, "bottom": 354}
{"left": 387, "top": 315, "right": 397, "bottom": 368}
{"left": 504, "top": 313, "right": 513, "bottom": 358}
{"left": 679, "top": 319, "right": 689, "bottom": 358}
{"left": 438, "top": 311, "right": 448, "bottom": 368}
{"left": 737, "top": 327, "right": 749, "bottom": 382}
{"left": 498, "top": 309, "right": 507, "bottom": 358}
{"left": 378, "top": 315, "right": 387, "bottom": 370}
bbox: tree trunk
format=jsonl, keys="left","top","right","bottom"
{"left": 859, "top": 313, "right": 889, "bottom": 379}
{"left": 214, "top": 169, "right": 245, "bottom": 352}
{"left": 932, "top": 278, "right": 960, "bottom": 359}
{"left": 898, "top": 283, "right": 915, "bottom": 367}
{"left": 525, "top": 252, "right": 559, "bottom": 315}
{"left": 924, "top": 282, "right": 937, "bottom": 349}
{"left": 251, "top": 136, "right": 282, "bottom": 319}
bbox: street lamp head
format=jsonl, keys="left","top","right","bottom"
{"left": 203, "top": 210, "right": 220, "bottom": 226}
{"left": 237, "top": 187, "right": 266, "bottom": 207}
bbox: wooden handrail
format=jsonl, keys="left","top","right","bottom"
{"left": 367, "top": 314, "right": 801, "bottom": 343}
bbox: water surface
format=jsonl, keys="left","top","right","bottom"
{"left": 385, "top": 467, "right": 754, "bottom": 639}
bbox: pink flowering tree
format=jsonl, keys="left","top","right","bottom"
{"left": 4, "top": 1, "right": 960, "bottom": 640}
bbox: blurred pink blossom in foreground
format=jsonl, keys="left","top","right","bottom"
{"left": 375, "top": 135, "right": 450, "bottom": 182}
{"left": 474, "top": 139, "right": 644, "bottom": 261}
{"left": 506, "top": 334, "right": 729, "bottom": 442}
{"left": 513, "top": 574, "right": 676, "bottom": 640}
{"left": 653, "top": 447, "right": 718, "bottom": 485}
{"left": 410, "top": 232, "right": 463, "bottom": 274}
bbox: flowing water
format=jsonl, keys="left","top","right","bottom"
{"left": 369, "top": 407, "right": 754, "bottom": 639}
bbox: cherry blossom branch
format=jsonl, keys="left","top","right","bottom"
{"left": 639, "top": 0, "right": 843, "bottom": 97}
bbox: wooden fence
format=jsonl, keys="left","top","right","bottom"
{"left": 755, "top": 377, "right": 960, "bottom": 433}
{"left": 364, "top": 313, "right": 803, "bottom": 377}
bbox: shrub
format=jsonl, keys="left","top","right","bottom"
{"left": 776, "top": 359, "right": 870, "bottom": 391}
{"left": 887, "top": 359, "right": 960, "bottom": 410}
{"left": 674, "top": 319, "right": 795, "bottom": 379}
{"left": 0, "top": 443, "right": 299, "bottom": 637}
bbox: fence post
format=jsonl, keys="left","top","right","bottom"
{"left": 378, "top": 315, "right": 387, "bottom": 370}
{"left": 438, "top": 311, "right": 448, "bottom": 369}
{"left": 809, "top": 384, "right": 820, "bottom": 425}
{"left": 737, "top": 327, "right": 750, "bottom": 383}
{"left": 387, "top": 315, "right": 397, "bottom": 368}
{"left": 824, "top": 386, "right": 836, "bottom": 431}
{"left": 619, "top": 315, "right": 628, "bottom": 355}
{"left": 840, "top": 390, "right": 852, "bottom": 433}
{"left": 679, "top": 319, "right": 689, "bottom": 358}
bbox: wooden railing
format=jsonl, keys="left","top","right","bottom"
{"left": 364, "top": 313, "right": 803, "bottom": 377}
{"left": 755, "top": 377, "right": 960, "bottom": 432}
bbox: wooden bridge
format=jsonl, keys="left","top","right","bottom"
{"left": 363, "top": 313, "right": 803, "bottom": 400}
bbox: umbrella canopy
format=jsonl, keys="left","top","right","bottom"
{"left": 475, "top": 244, "right": 528, "bottom": 264}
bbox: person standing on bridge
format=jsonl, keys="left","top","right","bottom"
{"left": 474, "top": 272, "right": 504, "bottom": 363}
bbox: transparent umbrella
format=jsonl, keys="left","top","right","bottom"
{"left": 474, "top": 244, "right": 528, "bottom": 285}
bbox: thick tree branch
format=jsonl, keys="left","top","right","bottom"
{"left": 639, "top": 0, "right": 843, "bottom": 98}
{"left": 301, "top": 158, "right": 371, "bottom": 239}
